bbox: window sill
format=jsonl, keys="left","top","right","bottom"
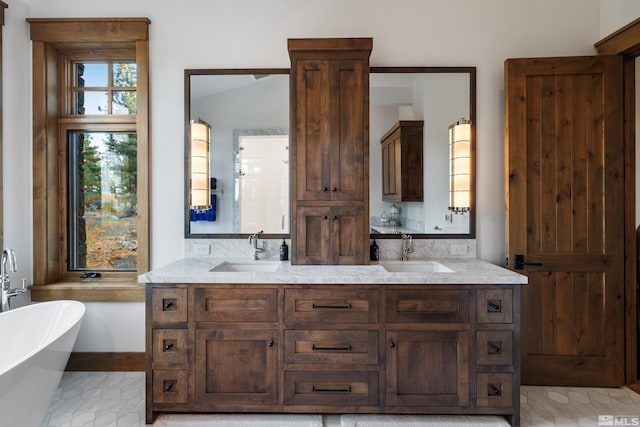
{"left": 30, "top": 281, "right": 145, "bottom": 302}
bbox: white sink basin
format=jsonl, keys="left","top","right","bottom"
{"left": 380, "top": 261, "right": 454, "bottom": 273}
{"left": 210, "top": 261, "right": 282, "bottom": 273}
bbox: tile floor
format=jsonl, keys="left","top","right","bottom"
{"left": 40, "top": 372, "right": 640, "bottom": 426}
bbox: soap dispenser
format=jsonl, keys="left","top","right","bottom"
{"left": 370, "top": 239, "right": 379, "bottom": 261}
{"left": 280, "top": 239, "right": 289, "bottom": 261}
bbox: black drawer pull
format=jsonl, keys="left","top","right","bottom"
{"left": 164, "top": 343, "right": 174, "bottom": 351}
{"left": 163, "top": 301, "right": 174, "bottom": 309}
{"left": 389, "top": 340, "right": 396, "bottom": 348}
{"left": 268, "top": 339, "right": 274, "bottom": 347}
{"left": 312, "top": 385, "right": 352, "bottom": 393}
{"left": 332, "top": 187, "right": 337, "bottom": 192}
{"left": 165, "top": 383, "right": 174, "bottom": 392}
{"left": 322, "top": 215, "right": 328, "bottom": 220}
{"left": 487, "top": 300, "right": 502, "bottom": 312}
{"left": 488, "top": 342, "right": 502, "bottom": 354}
{"left": 312, "top": 303, "right": 352, "bottom": 309}
{"left": 322, "top": 187, "right": 328, "bottom": 192}
{"left": 312, "top": 344, "right": 352, "bottom": 351}
{"left": 488, "top": 384, "right": 502, "bottom": 396}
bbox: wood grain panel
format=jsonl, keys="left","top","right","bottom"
{"left": 506, "top": 55, "right": 624, "bottom": 386}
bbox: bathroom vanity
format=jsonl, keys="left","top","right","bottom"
{"left": 143, "top": 258, "right": 525, "bottom": 425}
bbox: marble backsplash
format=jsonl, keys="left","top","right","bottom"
{"left": 185, "top": 238, "right": 476, "bottom": 260}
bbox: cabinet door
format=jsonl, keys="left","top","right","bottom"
{"left": 295, "top": 59, "right": 331, "bottom": 201}
{"left": 195, "top": 329, "right": 278, "bottom": 406}
{"left": 296, "top": 206, "right": 364, "bottom": 264}
{"left": 386, "top": 330, "right": 469, "bottom": 407}
{"left": 330, "top": 206, "right": 364, "bottom": 264}
{"left": 294, "top": 59, "right": 366, "bottom": 202}
{"left": 381, "top": 134, "right": 400, "bottom": 201}
{"left": 328, "top": 59, "right": 365, "bottom": 202}
{"left": 295, "top": 206, "right": 331, "bottom": 264}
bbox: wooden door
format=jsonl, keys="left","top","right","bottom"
{"left": 505, "top": 55, "right": 625, "bottom": 386}
{"left": 386, "top": 330, "right": 469, "bottom": 407}
{"left": 294, "top": 59, "right": 331, "bottom": 202}
{"left": 195, "top": 329, "right": 278, "bottom": 406}
{"left": 381, "top": 135, "right": 400, "bottom": 200}
{"left": 330, "top": 206, "right": 364, "bottom": 264}
{"left": 295, "top": 206, "right": 331, "bottom": 264}
{"left": 329, "top": 59, "right": 366, "bottom": 202}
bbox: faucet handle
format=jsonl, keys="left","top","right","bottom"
{"left": 21, "top": 278, "right": 27, "bottom": 291}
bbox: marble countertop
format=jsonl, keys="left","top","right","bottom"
{"left": 139, "top": 257, "right": 527, "bottom": 285}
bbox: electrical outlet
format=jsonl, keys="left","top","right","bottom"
{"left": 450, "top": 244, "right": 467, "bottom": 256}
{"left": 192, "top": 243, "right": 210, "bottom": 256}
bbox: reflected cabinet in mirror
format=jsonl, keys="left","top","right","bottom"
{"left": 185, "top": 67, "right": 475, "bottom": 239}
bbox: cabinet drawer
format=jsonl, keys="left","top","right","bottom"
{"left": 151, "top": 288, "right": 188, "bottom": 324}
{"left": 477, "top": 331, "right": 513, "bottom": 366}
{"left": 285, "top": 289, "right": 378, "bottom": 324}
{"left": 284, "top": 371, "right": 378, "bottom": 406}
{"left": 153, "top": 329, "right": 188, "bottom": 364}
{"left": 476, "top": 373, "right": 513, "bottom": 407}
{"left": 386, "top": 290, "right": 469, "bottom": 323}
{"left": 477, "top": 289, "right": 513, "bottom": 323}
{"left": 195, "top": 288, "right": 278, "bottom": 322}
{"left": 285, "top": 330, "right": 378, "bottom": 365}
{"left": 152, "top": 369, "right": 188, "bottom": 404}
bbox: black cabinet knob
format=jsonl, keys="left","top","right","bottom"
{"left": 322, "top": 187, "right": 328, "bottom": 191}
{"left": 322, "top": 215, "right": 328, "bottom": 220}
{"left": 268, "top": 339, "right": 274, "bottom": 347}
{"left": 164, "top": 343, "right": 174, "bottom": 351}
{"left": 389, "top": 340, "right": 395, "bottom": 348}
{"left": 332, "top": 187, "right": 337, "bottom": 191}
{"left": 332, "top": 216, "right": 338, "bottom": 220}
{"left": 163, "top": 301, "right": 173, "bottom": 309}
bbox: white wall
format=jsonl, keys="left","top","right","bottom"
{"left": 5, "top": 0, "right": 632, "bottom": 352}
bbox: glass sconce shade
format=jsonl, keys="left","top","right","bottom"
{"left": 449, "top": 118, "right": 471, "bottom": 212}
{"left": 190, "top": 118, "right": 211, "bottom": 209}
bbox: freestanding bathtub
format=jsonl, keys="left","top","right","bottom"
{"left": 0, "top": 300, "right": 85, "bottom": 427}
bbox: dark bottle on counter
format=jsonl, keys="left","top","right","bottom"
{"left": 280, "top": 239, "right": 289, "bottom": 261}
{"left": 370, "top": 239, "right": 379, "bottom": 261}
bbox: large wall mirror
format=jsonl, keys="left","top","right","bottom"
{"left": 184, "top": 67, "right": 475, "bottom": 239}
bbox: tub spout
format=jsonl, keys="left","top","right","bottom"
{"left": 1, "top": 248, "right": 18, "bottom": 312}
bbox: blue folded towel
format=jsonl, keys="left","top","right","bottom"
{"left": 190, "top": 194, "right": 216, "bottom": 221}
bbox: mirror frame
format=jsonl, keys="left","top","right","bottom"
{"left": 368, "top": 66, "right": 476, "bottom": 240}
{"left": 184, "top": 68, "right": 290, "bottom": 239}
{"left": 184, "top": 66, "right": 476, "bottom": 240}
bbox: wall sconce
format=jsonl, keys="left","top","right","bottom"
{"left": 190, "top": 118, "right": 211, "bottom": 210}
{"left": 449, "top": 118, "right": 471, "bottom": 213}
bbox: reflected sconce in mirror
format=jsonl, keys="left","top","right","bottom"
{"left": 449, "top": 118, "right": 471, "bottom": 213}
{"left": 190, "top": 118, "right": 211, "bottom": 210}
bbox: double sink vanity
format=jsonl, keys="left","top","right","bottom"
{"left": 145, "top": 37, "right": 526, "bottom": 426}
{"left": 143, "top": 258, "right": 526, "bottom": 425}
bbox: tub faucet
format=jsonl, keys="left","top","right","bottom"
{"left": 400, "top": 234, "right": 413, "bottom": 261}
{"left": 249, "top": 230, "right": 265, "bottom": 260}
{"left": 1, "top": 248, "right": 24, "bottom": 312}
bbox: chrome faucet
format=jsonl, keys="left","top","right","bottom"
{"left": 249, "top": 230, "right": 265, "bottom": 260}
{"left": 1, "top": 248, "right": 25, "bottom": 312}
{"left": 400, "top": 234, "right": 413, "bottom": 261}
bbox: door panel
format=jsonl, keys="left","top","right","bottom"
{"left": 505, "top": 55, "right": 624, "bottom": 386}
{"left": 296, "top": 60, "right": 330, "bottom": 201}
{"left": 330, "top": 60, "right": 365, "bottom": 201}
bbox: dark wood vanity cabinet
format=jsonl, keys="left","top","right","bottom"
{"left": 381, "top": 121, "right": 424, "bottom": 202}
{"left": 295, "top": 206, "right": 364, "bottom": 265}
{"left": 146, "top": 283, "right": 520, "bottom": 425}
{"left": 288, "top": 38, "right": 372, "bottom": 265}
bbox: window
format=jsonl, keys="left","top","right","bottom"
{"left": 67, "top": 130, "right": 138, "bottom": 271}
{"left": 65, "top": 57, "right": 138, "bottom": 274}
{"left": 28, "top": 18, "right": 150, "bottom": 301}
